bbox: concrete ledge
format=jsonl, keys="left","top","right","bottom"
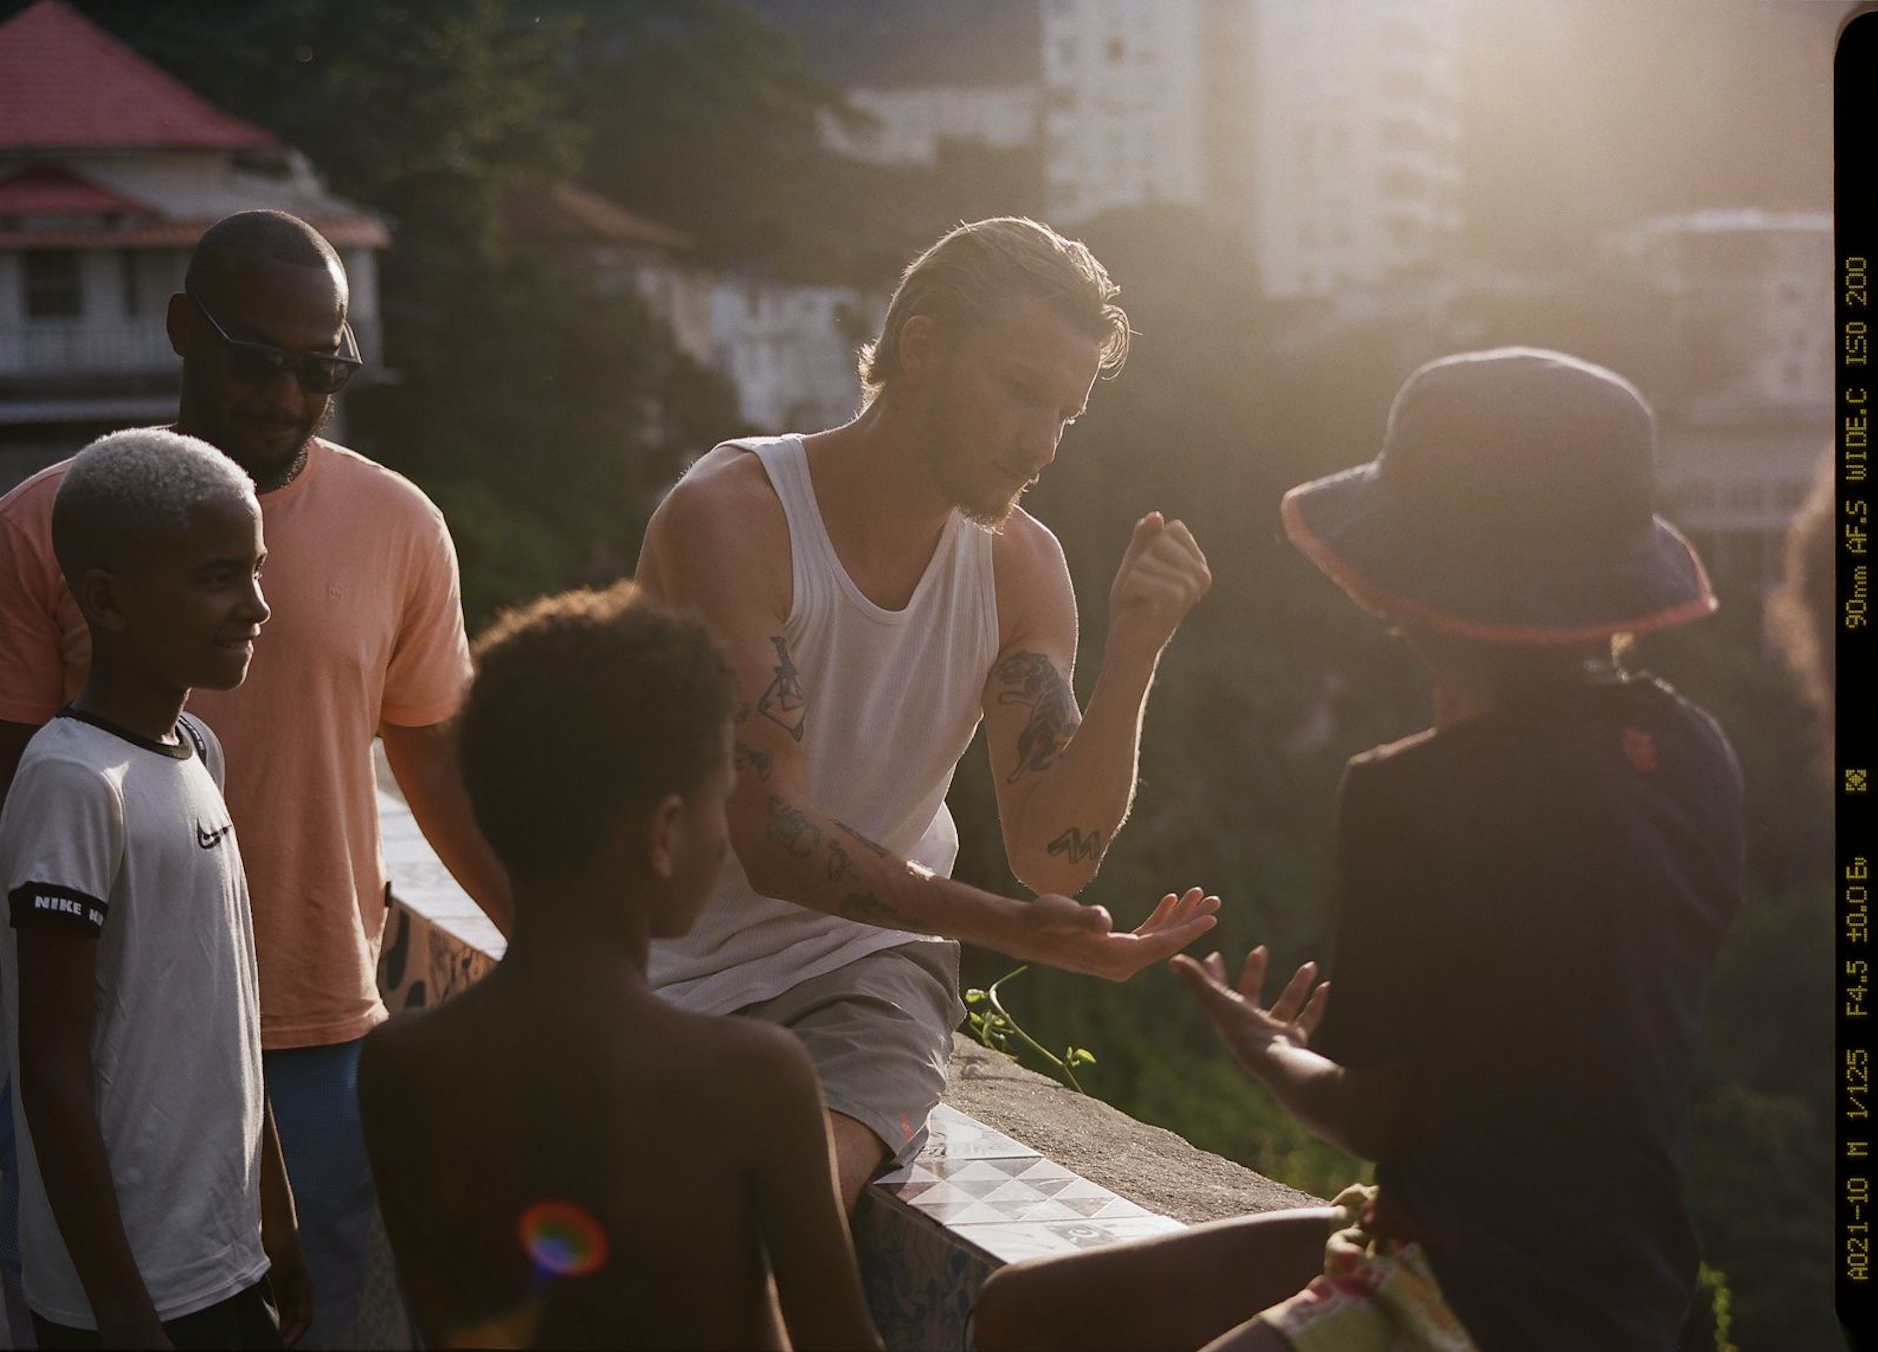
{"left": 942, "top": 1039, "right": 1321, "bottom": 1226}
{"left": 854, "top": 1102, "right": 1188, "bottom": 1350}
{"left": 848, "top": 1042, "right": 1322, "bottom": 1349}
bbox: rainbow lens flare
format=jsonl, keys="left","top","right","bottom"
{"left": 518, "top": 1199, "right": 609, "bottom": 1278}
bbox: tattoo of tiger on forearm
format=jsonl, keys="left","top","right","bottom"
{"left": 995, "top": 651, "right": 1080, "bottom": 784}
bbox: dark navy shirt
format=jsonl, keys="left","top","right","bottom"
{"left": 1314, "top": 675, "right": 1743, "bottom": 1352}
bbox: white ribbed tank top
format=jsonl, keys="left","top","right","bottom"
{"left": 649, "top": 436, "right": 1000, "bottom": 1015}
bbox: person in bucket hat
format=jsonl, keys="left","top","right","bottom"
{"left": 974, "top": 348, "right": 1744, "bottom": 1352}
{"left": 1282, "top": 345, "right": 1715, "bottom": 643}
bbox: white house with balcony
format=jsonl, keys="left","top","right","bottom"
{"left": 0, "top": 0, "right": 388, "bottom": 489}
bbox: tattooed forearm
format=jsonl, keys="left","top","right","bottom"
{"left": 1046, "top": 826, "right": 1104, "bottom": 865}
{"left": 839, "top": 891, "right": 909, "bottom": 929}
{"left": 827, "top": 840, "right": 854, "bottom": 882}
{"left": 758, "top": 636, "right": 807, "bottom": 742}
{"left": 996, "top": 651, "right": 1080, "bottom": 784}
{"left": 834, "top": 819, "right": 890, "bottom": 857}
{"left": 767, "top": 796, "right": 821, "bottom": 858}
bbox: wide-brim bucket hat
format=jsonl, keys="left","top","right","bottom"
{"left": 1280, "top": 346, "right": 1717, "bottom": 643}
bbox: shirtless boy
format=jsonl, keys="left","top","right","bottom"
{"left": 357, "top": 585, "right": 880, "bottom": 1351}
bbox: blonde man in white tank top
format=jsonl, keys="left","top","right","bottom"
{"left": 637, "top": 218, "right": 1218, "bottom": 1209}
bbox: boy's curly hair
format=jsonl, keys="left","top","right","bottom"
{"left": 459, "top": 583, "right": 736, "bottom": 883}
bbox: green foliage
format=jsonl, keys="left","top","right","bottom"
{"left": 964, "top": 966, "right": 1096, "bottom": 1093}
{"left": 1685, "top": 1263, "right": 1740, "bottom": 1352}
{"left": 72, "top": 0, "right": 581, "bottom": 233}
{"left": 1627, "top": 608, "right": 1835, "bottom": 1352}
{"left": 1128, "top": 1051, "right": 1368, "bottom": 1205}
{"left": 68, "top": 0, "right": 752, "bottom": 633}
{"left": 1684, "top": 1083, "right": 1831, "bottom": 1352}
{"left": 418, "top": 479, "right": 575, "bottom": 634}
{"left": 550, "top": 0, "right": 845, "bottom": 273}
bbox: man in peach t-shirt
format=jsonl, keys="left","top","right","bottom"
{"left": 0, "top": 211, "right": 510, "bottom": 1348}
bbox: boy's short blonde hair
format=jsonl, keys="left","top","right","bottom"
{"left": 52, "top": 428, "right": 255, "bottom": 580}
{"left": 857, "top": 217, "right": 1130, "bottom": 405}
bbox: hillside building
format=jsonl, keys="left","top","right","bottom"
{"left": 0, "top": 0, "right": 387, "bottom": 488}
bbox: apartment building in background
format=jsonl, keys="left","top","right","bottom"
{"left": 761, "top": 0, "right": 1465, "bottom": 316}
{"left": 1038, "top": 0, "right": 1209, "bottom": 223}
{"left": 1239, "top": 0, "right": 1464, "bottom": 306}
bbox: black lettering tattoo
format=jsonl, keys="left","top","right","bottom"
{"left": 767, "top": 796, "right": 821, "bottom": 858}
{"left": 839, "top": 892, "right": 906, "bottom": 928}
{"left": 995, "top": 651, "right": 1079, "bottom": 783}
{"left": 1047, "top": 827, "right": 1103, "bottom": 864}
{"left": 834, "top": 819, "right": 890, "bottom": 857}
{"left": 734, "top": 742, "right": 773, "bottom": 781}
{"left": 827, "top": 840, "right": 854, "bottom": 881}
{"left": 758, "top": 636, "right": 807, "bottom": 742}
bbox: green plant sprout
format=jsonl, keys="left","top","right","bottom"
{"left": 963, "top": 965, "right": 1096, "bottom": 1093}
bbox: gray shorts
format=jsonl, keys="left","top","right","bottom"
{"left": 736, "top": 940, "right": 965, "bottom": 1166}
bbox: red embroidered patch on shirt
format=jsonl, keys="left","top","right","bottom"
{"left": 1623, "top": 728, "right": 1658, "bottom": 773}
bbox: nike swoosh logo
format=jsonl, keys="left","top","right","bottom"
{"left": 196, "top": 822, "right": 234, "bottom": 850}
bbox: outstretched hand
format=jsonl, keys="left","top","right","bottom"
{"left": 1018, "top": 887, "right": 1220, "bottom": 982}
{"left": 1169, "top": 946, "right": 1330, "bottom": 1069}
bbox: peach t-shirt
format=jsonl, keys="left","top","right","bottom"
{"left": 0, "top": 438, "right": 471, "bottom": 1048}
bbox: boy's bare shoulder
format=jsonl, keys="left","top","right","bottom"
{"left": 660, "top": 1003, "right": 817, "bottom": 1089}
{"left": 357, "top": 984, "right": 516, "bottom": 1096}
{"left": 359, "top": 984, "right": 822, "bottom": 1143}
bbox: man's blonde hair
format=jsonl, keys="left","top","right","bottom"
{"left": 858, "top": 217, "right": 1130, "bottom": 404}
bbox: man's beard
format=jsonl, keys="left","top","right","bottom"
{"left": 186, "top": 382, "right": 331, "bottom": 488}
{"left": 925, "top": 434, "right": 1034, "bottom": 531}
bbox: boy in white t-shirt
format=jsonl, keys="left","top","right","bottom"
{"left": 0, "top": 430, "right": 310, "bottom": 1349}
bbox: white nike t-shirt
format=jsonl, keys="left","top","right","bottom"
{"left": 0, "top": 710, "right": 268, "bottom": 1327}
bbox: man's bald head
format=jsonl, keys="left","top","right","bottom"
{"left": 185, "top": 210, "right": 348, "bottom": 311}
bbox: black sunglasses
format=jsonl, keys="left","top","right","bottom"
{"left": 187, "top": 291, "right": 363, "bottom": 395}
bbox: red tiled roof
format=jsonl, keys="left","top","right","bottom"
{"left": 0, "top": 0, "right": 278, "bottom": 151}
{"left": 1, "top": 216, "right": 392, "bottom": 250}
{"left": 504, "top": 182, "right": 694, "bottom": 253}
{"left": 0, "top": 164, "right": 160, "bottom": 217}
